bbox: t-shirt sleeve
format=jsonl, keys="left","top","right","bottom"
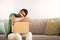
{"left": 9, "top": 13, "right": 15, "bottom": 19}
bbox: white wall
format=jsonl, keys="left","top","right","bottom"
{"left": 0, "top": 0, "right": 60, "bottom": 20}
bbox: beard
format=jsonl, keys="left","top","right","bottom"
{"left": 18, "top": 13, "right": 26, "bottom": 17}
{"left": 17, "top": 14, "right": 21, "bottom": 17}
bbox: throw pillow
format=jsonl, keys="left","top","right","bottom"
{"left": 0, "top": 22, "right": 6, "bottom": 34}
{"left": 44, "top": 19, "right": 59, "bottom": 36}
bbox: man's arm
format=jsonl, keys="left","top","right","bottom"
{"left": 20, "top": 17, "right": 30, "bottom": 22}
{"left": 11, "top": 16, "right": 30, "bottom": 25}
{"left": 11, "top": 16, "right": 24, "bottom": 25}
{"left": 15, "top": 17, "right": 30, "bottom": 22}
{"left": 15, "top": 17, "right": 24, "bottom": 22}
{"left": 10, "top": 16, "right": 15, "bottom": 25}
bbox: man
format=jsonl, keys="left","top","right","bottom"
{"left": 7, "top": 9, "right": 32, "bottom": 40}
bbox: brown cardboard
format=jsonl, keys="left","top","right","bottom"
{"left": 12, "top": 22, "right": 29, "bottom": 33}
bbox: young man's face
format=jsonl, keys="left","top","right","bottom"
{"left": 18, "top": 10, "right": 26, "bottom": 17}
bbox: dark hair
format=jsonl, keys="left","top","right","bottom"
{"left": 20, "top": 9, "right": 28, "bottom": 17}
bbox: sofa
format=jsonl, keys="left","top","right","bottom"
{"left": 0, "top": 19, "right": 60, "bottom": 40}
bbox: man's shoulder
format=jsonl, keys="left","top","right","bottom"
{"left": 10, "top": 13, "right": 16, "bottom": 15}
{"left": 10, "top": 13, "right": 17, "bottom": 16}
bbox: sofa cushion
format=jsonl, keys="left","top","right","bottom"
{"left": 44, "top": 19, "right": 60, "bottom": 35}
{"left": 0, "top": 34, "right": 7, "bottom": 40}
{"left": 32, "top": 35, "right": 59, "bottom": 40}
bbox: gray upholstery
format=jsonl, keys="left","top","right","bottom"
{"left": 29, "top": 19, "right": 47, "bottom": 34}
{"left": 32, "top": 35, "right": 59, "bottom": 40}
{"left": 0, "top": 19, "right": 60, "bottom": 40}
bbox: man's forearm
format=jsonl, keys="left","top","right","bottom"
{"left": 21, "top": 18, "right": 30, "bottom": 22}
{"left": 10, "top": 16, "right": 15, "bottom": 25}
{"left": 15, "top": 17, "right": 24, "bottom": 22}
{"left": 12, "top": 17, "right": 30, "bottom": 24}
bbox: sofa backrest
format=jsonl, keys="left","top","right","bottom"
{"left": 0, "top": 19, "right": 48, "bottom": 35}
{"left": 29, "top": 19, "right": 47, "bottom": 35}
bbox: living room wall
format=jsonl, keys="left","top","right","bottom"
{"left": 0, "top": 0, "right": 60, "bottom": 20}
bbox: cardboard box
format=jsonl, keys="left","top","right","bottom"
{"left": 12, "top": 22, "right": 29, "bottom": 33}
